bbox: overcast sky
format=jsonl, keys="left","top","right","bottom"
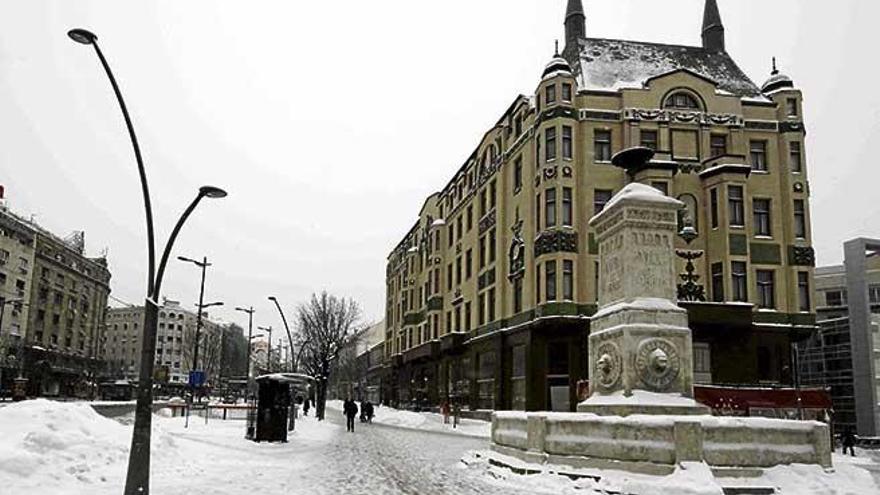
{"left": 1, "top": 0, "right": 878, "bottom": 333}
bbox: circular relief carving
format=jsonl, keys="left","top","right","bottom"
{"left": 594, "top": 342, "right": 622, "bottom": 390}
{"left": 635, "top": 338, "right": 681, "bottom": 391}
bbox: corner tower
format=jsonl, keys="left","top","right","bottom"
{"left": 702, "top": 0, "right": 725, "bottom": 52}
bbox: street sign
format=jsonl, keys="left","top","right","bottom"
{"left": 189, "top": 370, "right": 206, "bottom": 387}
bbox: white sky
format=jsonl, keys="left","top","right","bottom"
{"left": 2, "top": 0, "right": 878, "bottom": 331}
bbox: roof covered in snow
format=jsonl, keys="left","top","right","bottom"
{"left": 576, "top": 38, "right": 762, "bottom": 97}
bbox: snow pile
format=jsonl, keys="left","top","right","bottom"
{"left": 0, "top": 399, "right": 177, "bottom": 493}
{"left": 622, "top": 462, "right": 723, "bottom": 495}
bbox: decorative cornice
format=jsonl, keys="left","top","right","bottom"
{"left": 534, "top": 230, "right": 579, "bottom": 258}
{"left": 623, "top": 108, "right": 743, "bottom": 127}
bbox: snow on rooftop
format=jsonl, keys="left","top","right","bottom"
{"left": 577, "top": 38, "right": 763, "bottom": 97}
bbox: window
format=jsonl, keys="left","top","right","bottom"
{"left": 545, "top": 189, "right": 557, "bottom": 228}
{"left": 732, "top": 261, "right": 748, "bottom": 302}
{"left": 546, "top": 84, "right": 556, "bottom": 105}
{"left": 479, "top": 189, "right": 487, "bottom": 217}
{"left": 545, "top": 128, "right": 557, "bottom": 161}
{"left": 513, "top": 277, "right": 523, "bottom": 313}
{"left": 562, "top": 83, "right": 572, "bottom": 102}
{"left": 869, "top": 285, "right": 880, "bottom": 304}
{"left": 489, "top": 229, "right": 496, "bottom": 263}
{"left": 786, "top": 98, "right": 798, "bottom": 117}
{"left": 694, "top": 343, "right": 711, "bottom": 376}
{"left": 514, "top": 115, "right": 522, "bottom": 136}
{"left": 562, "top": 187, "right": 573, "bottom": 227}
{"left": 756, "top": 270, "right": 776, "bottom": 309}
{"left": 753, "top": 198, "right": 772, "bottom": 236}
{"left": 594, "top": 189, "right": 613, "bottom": 215}
{"left": 490, "top": 180, "right": 497, "bottom": 210}
{"left": 545, "top": 260, "right": 557, "bottom": 302}
{"left": 594, "top": 130, "right": 612, "bottom": 162}
{"left": 798, "top": 272, "right": 811, "bottom": 312}
{"left": 825, "top": 290, "right": 845, "bottom": 307}
{"left": 447, "top": 263, "right": 453, "bottom": 291}
{"left": 488, "top": 288, "right": 496, "bottom": 322}
{"left": 710, "top": 188, "right": 719, "bottom": 228}
{"left": 513, "top": 157, "right": 523, "bottom": 191}
{"left": 750, "top": 141, "right": 767, "bottom": 171}
{"left": 465, "top": 249, "right": 473, "bottom": 280}
{"left": 536, "top": 263, "right": 542, "bottom": 304}
{"left": 710, "top": 135, "right": 727, "bottom": 157}
{"left": 794, "top": 200, "right": 807, "bottom": 239}
{"left": 535, "top": 193, "right": 541, "bottom": 231}
{"left": 563, "top": 260, "right": 574, "bottom": 301}
{"left": 556, "top": 127, "right": 571, "bottom": 163}
{"left": 478, "top": 293, "right": 485, "bottom": 325}
{"left": 479, "top": 236, "right": 486, "bottom": 268}
{"left": 711, "top": 263, "right": 724, "bottom": 302}
{"left": 464, "top": 302, "right": 471, "bottom": 332}
{"left": 456, "top": 216, "right": 463, "bottom": 240}
{"left": 455, "top": 306, "right": 461, "bottom": 332}
{"left": 466, "top": 205, "right": 473, "bottom": 231}
{"left": 790, "top": 142, "right": 802, "bottom": 173}
{"left": 665, "top": 92, "right": 699, "bottom": 110}
{"left": 640, "top": 130, "right": 658, "bottom": 151}
{"left": 651, "top": 181, "right": 668, "bottom": 196}
{"left": 728, "top": 186, "right": 744, "bottom": 227}
{"left": 448, "top": 225, "right": 453, "bottom": 247}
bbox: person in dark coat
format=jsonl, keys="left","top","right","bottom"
{"left": 842, "top": 428, "right": 857, "bottom": 456}
{"left": 343, "top": 397, "right": 358, "bottom": 432}
{"left": 303, "top": 397, "right": 310, "bottom": 417}
{"left": 363, "top": 400, "right": 374, "bottom": 423}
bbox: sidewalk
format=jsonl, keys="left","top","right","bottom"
{"left": 325, "top": 400, "right": 490, "bottom": 439}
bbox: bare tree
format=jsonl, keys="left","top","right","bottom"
{"left": 181, "top": 323, "right": 223, "bottom": 386}
{"left": 296, "top": 291, "right": 361, "bottom": 420}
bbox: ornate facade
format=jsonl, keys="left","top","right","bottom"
{"left": 384, "top": 0, "right": 816, "bottom": 412}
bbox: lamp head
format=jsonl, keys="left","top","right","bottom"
{"left": 268, "top": 296, "right": 277, "bottom": 302}
{"left": 68, "top": 28, "right": 97, "bottom": 45}
{"left": 200, "top": 186, "right": 227, "bottom": 199}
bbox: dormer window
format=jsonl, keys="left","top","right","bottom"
{"left": 665, "top": 92, "right": 700, "bottom": 110}
{"left": 546, "top": 84, "right": 556, "bottom": 105}
{"left": 562, "top": 83, "right": 572, "bottom": 102}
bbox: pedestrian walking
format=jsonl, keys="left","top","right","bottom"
{"left": 343, "top": 397, "right": 358, "bottom": 432}
{"left": 842, "top": 428, "right": 857, "bottom": 457}
{"left": 363, "top": 400, "right": 374, "bottom": 424}
{"left": 303, "top": 397, "right": 310, "bottom": 417}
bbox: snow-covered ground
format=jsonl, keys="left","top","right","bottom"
{"left": 1, "top": 399, "right": 878, "bottom": 494}
{"left": 325, "top": 400, "right": 490, "bottom": 438}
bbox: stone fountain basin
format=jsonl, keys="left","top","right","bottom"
{"left": 490, "top": 409, "right": 831, "bottom": 477}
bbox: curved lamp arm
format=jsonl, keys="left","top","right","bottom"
{"left": 87, "top": 35, "right": 157, "bottom": 296}
{"left": 269, "top": 297, "right": 296, "bottom": 371}
{"left": 153, "top": 193, "right": 204, "bottom": 300}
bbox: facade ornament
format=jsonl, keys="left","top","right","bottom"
{"left": 562, "top": 166, "right": 573, "bottom": 178}
{"left": 675, "top": 222, "right": 706, "bottom": 302}
{"left": 635, "top": 338, "right": 681, "bottom": 391}
{"left": 508, "top": 220, "right": 526, "bottom": 280}
{"left": 594, "top": 342, "right": 622, "bottom": 390}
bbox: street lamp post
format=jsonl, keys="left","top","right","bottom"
{"left": 258, "top": 326, "right": 273, "bottom": 373}
{"left": 268, "top": 296, "right": 297, "bottom": 372}
{"left": 68, "top": 28, "right": 227, "bottom": 495}
{"left": 234, "top": 306, "right": 255, "bottom": 386}
{"left": 177, "top": 256, "right": 219, "bottom": 387}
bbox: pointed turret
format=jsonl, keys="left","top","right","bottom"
{"left": 701, "top": 0, "right": 725, "bottom": 52}
{"left": 563, "top": 0, "right": 585, "bottom": 65}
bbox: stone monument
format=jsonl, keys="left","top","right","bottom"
{"left": 578, "top": 179, "right": 709, "bottom": 416}
{"left": 482, "top": 149, "right": 831, "bottom": 479}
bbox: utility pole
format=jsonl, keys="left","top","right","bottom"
{"left": 234, "top": 306, "right": 255, "bottom": 389}
{"left": 258, "top": 326, "right": 273, "bottom": 373}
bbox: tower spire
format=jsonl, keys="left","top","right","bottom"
{"left": 563, "top": 0, "right": 585, "bottom": 65}
{"left": 701, "top": 0, "right": 725, "bottom": 52}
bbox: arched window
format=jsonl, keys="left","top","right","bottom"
{"left": 664, "top": 92, "right": 700, "bottom": 110}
